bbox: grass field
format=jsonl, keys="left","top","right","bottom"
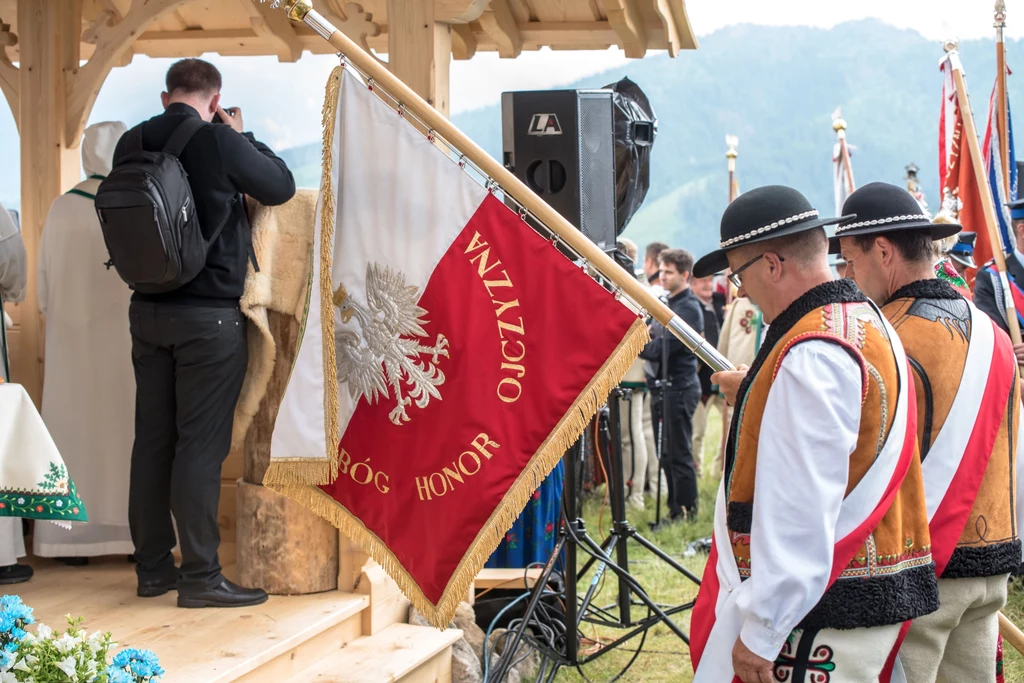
{"left": 546, "top": 406, "right": 1024, "bottom": 682}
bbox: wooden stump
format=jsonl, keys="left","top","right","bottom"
{"left": 237, "top": 309, "right": 338, "bottom": 594}
{"left": 236, "top": 479, "right": 339, "bottom": 594}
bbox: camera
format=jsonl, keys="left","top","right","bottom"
{"left": 213, "top": 108, "right": 235, "bottom": 125}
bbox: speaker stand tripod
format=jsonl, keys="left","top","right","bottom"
{"left": 485, "top": 390, "right": 701, "bottom": 682}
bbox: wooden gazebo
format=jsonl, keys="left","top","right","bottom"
{"left": 0, "top": 2, "right": 696, "bottom": 680}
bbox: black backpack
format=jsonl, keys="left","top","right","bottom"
{"left": 95, "top": 119, "right": 228, "bottom": 294}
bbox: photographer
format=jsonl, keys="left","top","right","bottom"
{"left": 639, "top": 249, "right": 703, "bottom": 521}
{"left": 113, "top": 59, "right": 295, "bottom": 608}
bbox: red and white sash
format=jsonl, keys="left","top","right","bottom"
{"left": 691, "top": 313, "right": 918, "bottom": 683}
{"left": 888, "top": 303, "right": 1017, "bottom": 682}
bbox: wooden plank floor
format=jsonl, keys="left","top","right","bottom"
{"left": 9, "top": 556, "right": 368, "bottom": 683}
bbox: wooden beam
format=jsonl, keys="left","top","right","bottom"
{"left": 15, "top": 0, "right": 83, "bottom": 406}
{"left": 604, "top": 0, "right": 647, "bottom": 58}
{"left": 238, "top": 0, "right": 303, "bottom": 62}
{"left": 0, "top": 19, "right": 18, "bottom": 130}
{"left": 651, "top": 0, "right": 697, "bottom": 55}
{"left": 65, "top": 0, "right": 193, "bottom": 148}
{"left": 478, "top": 0, "right": 521, "bottom": 58}
{"left": 386, "top": 0, "right": 451, "bottom": 117}
{"left": 319, "top": 2, "right": 383, "bottom": 55}
{"left": 450, "top": 23, "right": 476, "bottom": 60}
{"left": 435, "top": 0, "right": 490, "bottom": 23}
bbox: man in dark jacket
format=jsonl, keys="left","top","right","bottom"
{"left": 114, "top": 59, "right": 295, "bottom": 608}
{"left": 639, "top": 248, "right": 704, "bottom": 520}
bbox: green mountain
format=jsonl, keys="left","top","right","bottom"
{"left": 280, "top": 19, "right": 1024, "bottom": 260}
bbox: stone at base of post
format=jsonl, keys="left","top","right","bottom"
{"left": 236, "top": 479, "right": 339, "bottom": 594}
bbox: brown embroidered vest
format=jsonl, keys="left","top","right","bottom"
{"left": 725, "top": 280, "right": 938, "bottom": 631}
{"left": 884, "top": 278, "right": 1022, "bottom": 578}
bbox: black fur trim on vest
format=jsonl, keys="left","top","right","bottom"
{"left": 943, "top": 540, "right": 1023, "bottom": 579}
{"left": 886, "top": 277, "right": 963, "bottom": 305}
{"left": 724, "top": 279, "right": 868, "bottom": 480}
{"left": 727, "top": 502, "right": 753, "bottom": 533}
{"left": 797, "top": 563, "right": 939, "bottom": 631}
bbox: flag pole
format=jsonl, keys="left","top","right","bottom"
{"left": 726, "top": 135, "right": 738, "bottom": 203}
{"left": 258, "top": 0, "right": 732, "bottom": 372}
{"left": 996, "top": 1, "right": 1011, "bottom": 196}
{"left": 725, "top": 135, "right": 738, "bottom": 305}
{"left": 833, "top": 114, "right": 855, "bottom": 196}
{"left": 945, "top": 42, "right": 1023, "bottom": 344}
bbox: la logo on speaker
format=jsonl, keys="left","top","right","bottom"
{"left": 528, "top": 113, "right": 562, "bottom": 136}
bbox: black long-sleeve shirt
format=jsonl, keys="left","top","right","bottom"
{"left": 639, "top": 287, "right": 704, "bottom": 388}
{"left": 113, "top": 103, "right": 296, "bottom": 305}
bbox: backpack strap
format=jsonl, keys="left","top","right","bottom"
{"left": 163, "top": 117, "right": 208, "bottom": 157}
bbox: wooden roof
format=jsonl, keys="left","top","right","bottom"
{"left": 0, "top": 0, "right": 697, "bottom": 66}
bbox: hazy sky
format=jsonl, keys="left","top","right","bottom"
{"left": 2, "top": 1, "right": 1024, "bottom": 186}
{"left": 445, "top": 0, "right": 1023, "bottom": 114}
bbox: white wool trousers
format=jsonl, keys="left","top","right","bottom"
{"left": 899, "top": 574, "right": 1008, "bottom": 683}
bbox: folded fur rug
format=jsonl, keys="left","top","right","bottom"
{"left": 230, "top": 189, "right": 318, "bottom": 450}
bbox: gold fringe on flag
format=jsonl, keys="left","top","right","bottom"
{"left": 267, "top": 316, "right": 649, "bottom": 629}
{"left": 263, "top": 65, "right": 343, "bottom": 488}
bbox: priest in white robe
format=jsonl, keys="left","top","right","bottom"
{"left": 0, "top": 199, "right": 32, "bottom": 583}
{"left": 33, "top": 121, "right": 135, "bottom": 563}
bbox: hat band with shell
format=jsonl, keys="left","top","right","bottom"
{"left": 834, "top": 213, "right": 928, "bottom": 235}
{"left": 719, "top": 210, "right": 819, "bottom": 248}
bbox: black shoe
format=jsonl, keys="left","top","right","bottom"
{"left": 137, "top": 576, "right": 177, "bottom": 598}
{"left": 58, "top": 557, "right": 88, "bottom": 567}
{"left": 178, "top": 578, "right": 268, "bottom": 609}
{"left": 0, "top": 565, "right": 33, "bottom": 585}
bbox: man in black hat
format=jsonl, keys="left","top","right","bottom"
{"left": 947, "top": 231, "right": 977, "bottom": 278}
{"left": 689, "top": 186, "right": 936, "bottom": 683}
{"left": 835, "top": 181, "right": 1020, "bottom": 683}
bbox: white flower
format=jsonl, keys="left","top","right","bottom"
{"left": 55, "top": 632, "right": 82, "bottom": 653}
{"left": 0, "top": 671, "right": 17, "bottom": 683}
{"left": 55, "top": 655, "right": 78, "bottom": 680}
{"left": 15, "top": 499, "right": 22, "bottom": 506}
{"left": 13, "top": 658, "right": 30, "bottom": 672}
{"left": 24, "top": 654, "right": 37, "bottom": 666}
{"left": 55, "top": 500, "right": 63, "bottom": 508}
{"left": 35, "top": 624, "right": 52, "bottom": 639}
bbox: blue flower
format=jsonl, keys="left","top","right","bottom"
{"left": 112, "top": 648, "right": 164, "bottom": 681}
{"left": 104, "top": 666, "right": 134, "bottom": 683}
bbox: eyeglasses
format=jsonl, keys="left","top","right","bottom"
{"left": 728, "top": 252, "right": 784, "bottom": 289}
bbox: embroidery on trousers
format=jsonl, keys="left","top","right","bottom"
{"left": 774, "top": 631, "right": 836, "bottom": 682}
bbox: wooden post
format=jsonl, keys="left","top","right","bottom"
{"left": 386, "top": 0, "right": 451, "bottom": 117}
{"left": 14, "top": 0, "right": 83, "bottom": 406}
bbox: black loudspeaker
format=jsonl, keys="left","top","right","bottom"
{"left": 501, "top": 89, "right": 617, "bottom": 253}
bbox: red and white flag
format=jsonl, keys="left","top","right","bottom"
{"left": 265, "top": 66, "right": 647, "bottom": 627}
{"left": 940, "top": 57, "right": 990, "bottom": 284}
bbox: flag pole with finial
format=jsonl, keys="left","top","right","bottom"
{"left": 833, "top": 109, "right": 855, "bottom": 199}
{"left": 944, "top": 39, "right": 1022, "bottom": 344}
{"left": 996, "top": 0, "right": 1011, "bottom": 196}
{"left": 726, "top": 135, "right": 739, "bottom": 204}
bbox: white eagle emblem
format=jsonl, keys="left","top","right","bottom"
{"left": 333, "top": 263, "right": 450, "bottom": 425}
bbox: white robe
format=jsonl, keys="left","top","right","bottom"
{"left": 33, "top": 121, "right": 135, "bottom": 558}
{"left": 0, "top": 200, "right": 27, "bottom": 566}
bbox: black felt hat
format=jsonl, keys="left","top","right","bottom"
{"left": 829, "top": 182, "right": 960, "bottom": 252}
{"left": 693, "top": 185, "right": 852, "bottom": 278}
{"left": 948, "top": 231, "right": 977, "bottom": 269}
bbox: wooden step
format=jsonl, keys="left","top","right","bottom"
{"left": 16, "top": 558, "right": 370, "bottom": 683}
{"left": 286, "top": 622, "right": 464, "bottom": 682}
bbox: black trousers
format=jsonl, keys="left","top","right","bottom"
{"left": 128, "top": 301, "right": 247, "bottom": 590}
{"left": 651, "top": 380, "right": 700, "bottom": 517}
